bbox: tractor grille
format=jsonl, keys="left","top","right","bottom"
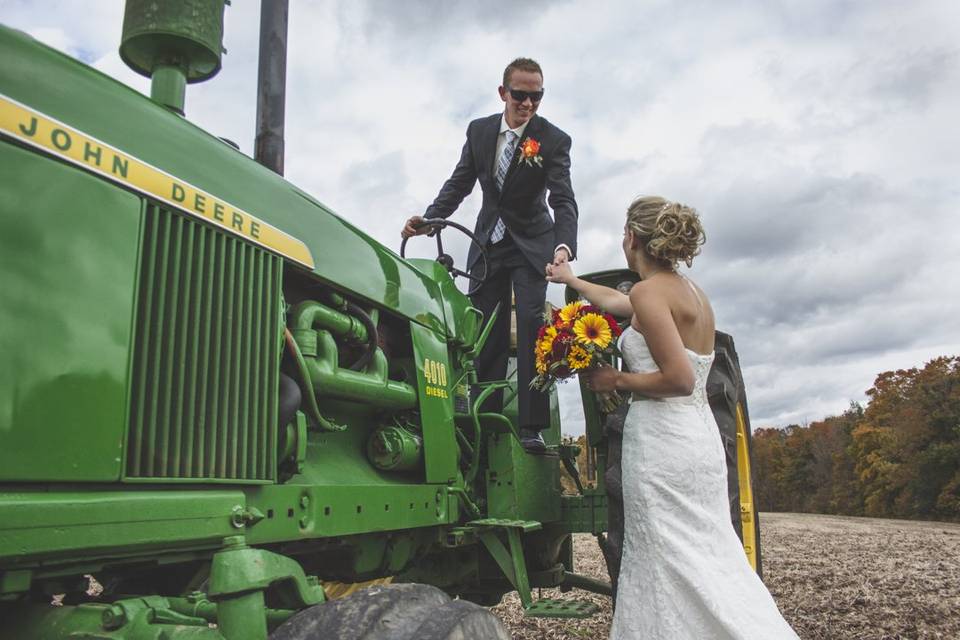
{"left": 126, "top": 205, "right": 282, "bottom": 482}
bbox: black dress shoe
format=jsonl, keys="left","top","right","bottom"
{"left": 519, "top": 428, "right": 547, "bottom": 454}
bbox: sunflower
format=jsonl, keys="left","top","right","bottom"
{"left": 573, "top": 313, "right": 612, "bottom": 348}
{"left": 558, "top": 301, "right": 584, "bottom": 325}
{"left": 568, "top": 345, "right": 591, "bottom": 370}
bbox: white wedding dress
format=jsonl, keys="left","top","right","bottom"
{"left": 610, "top": 327, "right": 798, "bottom": 639}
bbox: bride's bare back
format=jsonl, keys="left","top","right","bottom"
{"left": 631, "top": 273, "right": 715, "bottom": 356}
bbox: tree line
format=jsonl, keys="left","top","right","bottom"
{"left": 751, "top": 356, "right": 960, "bottom": 521}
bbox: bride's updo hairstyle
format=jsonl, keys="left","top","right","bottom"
{"left": 625, "top": 196, "right": 705, "bottom": 268}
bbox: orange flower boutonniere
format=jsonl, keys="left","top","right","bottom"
{"left": 518, "top": 138, "right": 543, "bottom": 167}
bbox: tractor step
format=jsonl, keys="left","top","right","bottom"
{"left": 465, "top": 518, "right": 543, "bottom": 532}
{"left": 524, "top": 598, "right": 600, "bottom": 618}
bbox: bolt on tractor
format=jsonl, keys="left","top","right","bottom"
{"left": 0, "top": 2, "right": 762, "bottom": 638}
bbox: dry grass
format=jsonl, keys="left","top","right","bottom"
{"left": 493, "top": 512, "right": 960, "bottom": 639}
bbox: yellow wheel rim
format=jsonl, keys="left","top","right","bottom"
{"left": 735, "top": 402, "right": 759, "bottom": 572}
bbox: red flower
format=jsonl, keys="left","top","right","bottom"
{"left": 604, "top": 313, "right": 623, "bottom": 336}
{"left": 552, "top": 332, "right": 574, "bottom": 359}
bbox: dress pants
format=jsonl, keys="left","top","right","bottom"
{"left": 469, "top": 233, "right": 550, "bottom": 430}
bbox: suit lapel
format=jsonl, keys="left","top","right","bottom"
{"left": 481, "top": 114, "right": 500, "bottom": 178}
{"left": 500, "top": 115, "right": 542, "bottom": 197}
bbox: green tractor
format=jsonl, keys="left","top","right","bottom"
{"left": 0, "top": 2, "right": 761, "bottom": 638}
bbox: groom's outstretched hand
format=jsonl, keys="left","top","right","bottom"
{"left": 553, "top": 247, "right": 571, "bottom": 265}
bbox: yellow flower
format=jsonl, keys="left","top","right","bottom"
{"left": 536, "top": 326, "right": 559, "bottom": 356}
{"left": 536, "top": 354, "right": 548, "bottom": 374}
{"left": 537, "top": 334, "right": 554, "bottom": 355}
{"left": 573, "top": 313, "right": 612, "bottom": 349}
{"left": 559, "top": 301, "right": 584, "bottom": 325}
{"left": 568, "top": 345, "right": 591, "bottom": 370}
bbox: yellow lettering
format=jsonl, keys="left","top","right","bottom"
{"left": 194, "top": 192, "right": 206, "bottom": 214}
{"left": 231, "top": 211, "right": 244, "bottom": 232}
{"left": 213, "top": 201, "right": 225, "bottom": 222}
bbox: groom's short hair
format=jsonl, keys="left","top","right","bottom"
{"left": 503, "top": 58, "right": 543, "bottom": 87}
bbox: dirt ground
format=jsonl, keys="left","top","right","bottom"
{"left": 492, "top": 512, "right": 960, "bottom": 639}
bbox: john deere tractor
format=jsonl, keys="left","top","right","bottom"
{"left": 0, "top": 2, "right": 761, "bottom": 638}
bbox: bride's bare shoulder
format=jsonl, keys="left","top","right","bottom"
{"left": 628, "top": 279, "right": 671, "bottom": 313}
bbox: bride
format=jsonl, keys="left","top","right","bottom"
{"left": 546, "top": 196, "right": 797, "bottom": 639}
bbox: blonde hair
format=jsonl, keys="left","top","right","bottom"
{"left": 626, "top": 196, "right": 705, "bottom": 268}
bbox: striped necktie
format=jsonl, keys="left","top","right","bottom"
{"left": 490, "top": 130, "right": 518, "bottom": 243}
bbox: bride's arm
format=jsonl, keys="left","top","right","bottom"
{"left": 545, "top": 262, "right": 633, "bottom": 318}
{"left": 586, "top": 283, "right": 695, "bottom": 398}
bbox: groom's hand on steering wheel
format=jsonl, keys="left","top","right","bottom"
{"left": 401, "top": 215, "right": 434, "bottom": 239}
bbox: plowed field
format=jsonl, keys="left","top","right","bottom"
{"left": 492, "top": 512, "right": 960, "bottom": 639}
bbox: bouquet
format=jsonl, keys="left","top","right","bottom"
{"left": 530, "top": 301, "right": 624, "bottom": 412}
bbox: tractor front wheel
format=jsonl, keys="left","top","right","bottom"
{"left": 270, "top": 583, "right": 509, "bottom": 640}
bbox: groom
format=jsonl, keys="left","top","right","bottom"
{"left": 402, "top": 58, "right": 579, "bottom": 453}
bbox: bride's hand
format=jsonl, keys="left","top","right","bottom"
{"left": 582, "top": 363, "right": 620, "bottom": 393}
{"left": 545, "top": 261, "right": 575, "bottom": 284}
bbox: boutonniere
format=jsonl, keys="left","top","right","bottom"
{"left": 518, "top": 138, "right": 543, "bottom": 167}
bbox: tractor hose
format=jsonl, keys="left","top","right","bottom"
{"left": 278, "top": 372, "right": 301, "bottom": 429}
{"left": 284, "top": 328, "right": 346, "bottom": 432}
{"left": 345, "top": 301, "right": 378, "bottom": 372}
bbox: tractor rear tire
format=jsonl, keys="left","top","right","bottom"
{"left": 707, "top": 331, "right": 763, "bottom": 578}
{"left": 270, "top": 583, "right": 448, "bottom": 640}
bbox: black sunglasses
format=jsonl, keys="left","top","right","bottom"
{"left": 507, "top": 87, "right": 544, "bottom": 103}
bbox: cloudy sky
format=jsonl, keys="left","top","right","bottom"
{"left": 4, "top": 1, "right": 959, "bottom": 433}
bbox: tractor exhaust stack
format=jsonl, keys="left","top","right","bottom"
{"left": 254, "top": 0, "right": 289, "bottom": 175}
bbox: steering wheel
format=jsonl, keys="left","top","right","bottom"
{"left": 400, "top": 219, "right": 489, "bottom": 288}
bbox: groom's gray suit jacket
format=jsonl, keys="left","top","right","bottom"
{"left": 424, "top": 113, "right": 578, "bottom": 285}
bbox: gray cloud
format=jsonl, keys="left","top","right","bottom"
{"left": 356, "top": 0, "right": 568, "bottom": 38}
{"left": 7, "top": 0, "right": 959, "bottom": 432}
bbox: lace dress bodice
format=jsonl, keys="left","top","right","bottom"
{"left": 619, "top": 325, "right": 714, "bottom": 407}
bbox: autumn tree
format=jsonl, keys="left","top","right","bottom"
{"left": 751, "top": 356, "right": 958, "bottom": 521}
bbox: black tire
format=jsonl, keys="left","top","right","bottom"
{"left": 460, "top": 591, "right": 506, "bottom": 607}
{"left": 410, "top": 599, "right": 511, "bottom": 640}
{"left": 707, "top": 331, "right": 763, "bottom": 579}
{"left": 599, "top": 399, "right": 629, "bottom": 608}
{"left": 270, "top": 583, "right": 449, "bottom": 640}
